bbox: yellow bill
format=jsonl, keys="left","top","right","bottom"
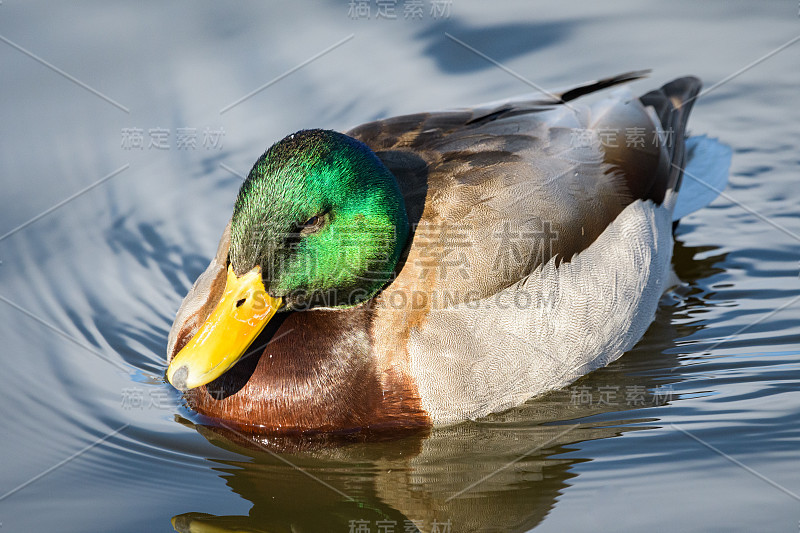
{"left": 166, "top": 265, "right": 282, "bottom": 391}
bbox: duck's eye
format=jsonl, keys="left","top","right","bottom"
{"left": 299, "top": 214, "right": 325, "bottom": 234}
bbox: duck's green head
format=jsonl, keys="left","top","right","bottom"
{"left": 166, "top": 129, "right": 409, "bottom": 391}
{"left": 230, "top": 128, "right": 409, "bottom": 309}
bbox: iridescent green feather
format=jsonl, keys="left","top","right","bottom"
{"left": 230, "top": 129, "right": 409, "bottom": 309}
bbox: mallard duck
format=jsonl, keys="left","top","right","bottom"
{"left": 165, "top": 71, "right": 729, "bottom": 432}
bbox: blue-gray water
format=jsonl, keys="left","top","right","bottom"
{"left": 1, "top": 1, "right": 799, "bottom": 531}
